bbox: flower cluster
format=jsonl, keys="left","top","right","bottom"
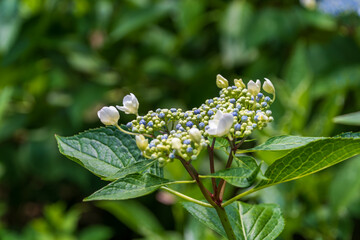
{"left": 97, "top": 75, "right": 275, "bottom": 166}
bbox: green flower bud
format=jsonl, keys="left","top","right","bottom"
{"left": 216, "top": 74, "right": 229, "bottom": 88}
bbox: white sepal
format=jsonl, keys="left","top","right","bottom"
{"left": 117, "top": 93, "right": 139, "bottom": 115}
{"left": 97, "top": 106, "right": 120, "bottom": 126}
{"left": 206, "top": 110, "right": 234, "bottom": 137}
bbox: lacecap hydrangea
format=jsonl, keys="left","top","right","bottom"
{"left": 98, "top": 75, "right": 275, "bottom": 166}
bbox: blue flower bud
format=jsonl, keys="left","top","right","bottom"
{"left": 161, "top": 135, "right": 168, "bottom": 140}
{"left": 234, "top": 123, "right": 241, "bottom": 131}
{"left": 159, "top": 113, "right": 165, "bottom": 118}
{"left": 199, "top": 122, "right": 205, "bottom": 129}
{"left": 186, "top": 147, "right": 193, "bottom": 153}
{"left": 241, "top": 116, "right": 248, "bottom": 122}
{"left": 186, "top": 121, "right": 194, "bottom": 127}
{"left": 264, "top": 96, "right": 271, "bottom": 102}
{"left": 184, "top": 113, "right": 189, "bottom": 118}
{"left": 207, "top": 110, "right": 214, "bottom": 116}
{"left": 156, "top": 108, "right": 161, "bottom": 113}
{"left": 147, "top": 121, "right": 153, "bottom": 127}
{"left": 216, "top": 104, "right": 221, "bottom": 109}
{"left": 183, "top": 139, "right": 191, "bottom": 145}
{"left": 232, "top": 86, "right": 237, "bottom": 89}
{"left": 257, "top": 93, "right": 263, "bottom": 98}
{"left": 252, "top": 123, "right": 257, "bottom": 128}
{"left": 236, "top": 104, "right": 242, "bottom": 109}
{"left": 170, "top": 108, "right": 177, "bottom": 113}
{"left": 151, "top": 113, "right": 157, "bottom": 117}
{"left": 232, "top": 112, "right": 238, "bottom": 116}
{"left": 194, "top": 109, "right": 200, "bottom": 114}
{"left": 149, "top": 143, "right": 155, "bottom": 148}
{"left": 176, "top": 124, "right": 182, "bottom": 130}
{"left": 208, "top": 99, "right": 214, "bottom": 104}
{"left": 139, "top": 119, "right": 146, "bottom": 125}
{"left": 126, "top": 122, "right": 133, "bottom": 128}
{"left": 261, "top": 102, "right": 268, "bottom": 107}
{"left": 266, "top": 110, "right": 272, "bottom": 115}
{"left": 169, "top": 153, "right": 175, "bottom": 159}
{"left": 254, "top": 115, "right": 259, "bottom": 122}
{"left": 229, "top": 98, "right": 236, "bottom": 104}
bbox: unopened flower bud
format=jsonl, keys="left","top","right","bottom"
{"left": 216, "top": 74, "right": 229, "bottom": 88}
{"left": 234, "top": 78, "right": 245, "bottom": 88}
{"left": 97, "top": 106, "right": 119, "bottom": 126}
{"left": 189, "top": 128, "right": 202, "bottom": 143}
{"left": 117, "top": 93, "right": 139, "bottom": 115}
{"left": 256, "top": 79, "right": 261, "bottom": 88}
{"left": 136, "top": 135, "right": 148, "bottom": 151}
{"left": 247, "top": 80, "right": 260, "bottom": 96}
{"left": 263, "top": 78, "right": 275, "bottom": 95}
{"left": 171, "top": 138, "right": 182, "bottom": 150}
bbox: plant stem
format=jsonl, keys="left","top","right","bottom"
{"left": 178, "top": 156, "right": 237, "bottom": 240}
{"left": 167, "top": 180, "right": 196, "bottom": 185}
{"left": 208, "top": 138, "right": 217, "bottom": 194}
{"left": 115, "top": 124, "right": 152, "bottom": 138}
{"left": 160, "top": 186, "right": 212, "bottom": 208}
{"left": 216, "top": 137, "right": 247, "bottom": 201}
{"left": 214, "top": 206, "right": 237, "bottom": 240}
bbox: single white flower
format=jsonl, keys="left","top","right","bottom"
{"left": 216, "top": 74, "right": 229, "bottom": 88}
{"left": 234, "top": 78, "right": 245, "bottom": 88}
{"left": 97, "top": 106, "right": 120, "bottom": 126}
{"left": 189, "top": 128, "right": 202, "bottom": 143}
{"left": 117, "top": 93, "right": 139, "bottom": 115}
{"left": 247, "top": 80, "right": 260, "bottom": 96}
{"left": 263, "top": 78, "right": 275, "bottom": 95}
{"left": 206, "top": 110, "right": 234, "bottom": 137}
{"left": 136, "top": 135, "right": 148, "bottom": 151}
{"left": 171, "top": 138, "right": 182, "bottom": 150}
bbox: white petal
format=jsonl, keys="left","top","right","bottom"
{"left": 213, "top": 110, "right": 223, "bottom": 121}
{"left": 216, "top": 113, "right": 234, "bottom": 136}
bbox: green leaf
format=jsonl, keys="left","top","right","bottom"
{"left": 56, "top": 127, "right": 161, "bottom": 179}
{"left": 210, "top": 137, "right": 230, "bottom": 152}
{"left": 85, "top": 173, "right": 173, "bottom": 201}
{"left": 103, "top": 160, "right": 157, "bottom": 181}
{"left": 243, "top": 135, "right": 323, "bottom": 152}
{"left": 201, "top": 156, "right": 260, "bottom": 188}
{"left": 333, "top": 111, "right": 360, "bottom": 126}
{"left": 183, "top": 201, "right": 284, "bottom": 240}
{"left": 255, "top": 135, "right": 360, "bottom": 190}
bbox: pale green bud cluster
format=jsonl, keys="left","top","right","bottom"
{"left": 124, "top": 76, "right": 275, "bottom": 166}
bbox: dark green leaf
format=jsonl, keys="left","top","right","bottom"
{"left": 243, "top": 135, "right": 322, "bottom": 152}
{"left": 183, "top": 201, "right": 284, "bottom": 240}
{"left": 255, "top": 136, "right": 360, "bottom": 190}
{"left": 56, "top": 127, "right": 161, "bottom": 179}
{"left": 85, "top": 173, "right": 173, "bottom": 201}
{"left": 201, "top": 156, "right": 260, "bottom": 187}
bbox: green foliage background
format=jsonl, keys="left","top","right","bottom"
{"left": 0, "top": 0, "right": 360, "bottom": 239}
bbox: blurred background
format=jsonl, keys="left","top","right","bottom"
{"left": 1, "top": 0, "right": 360, "bottom": 239}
